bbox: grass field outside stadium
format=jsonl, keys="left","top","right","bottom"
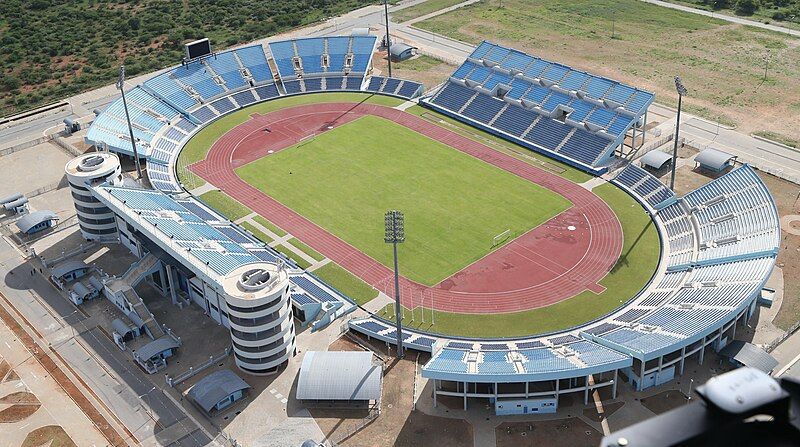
{"left": 178, "top": 92, "right": 662, "bottom": 338}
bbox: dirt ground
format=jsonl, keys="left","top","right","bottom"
{"left": 639, "top": 390, "right": 691, "bottom": 415}
{"left": 21, "top": 425, "right": 78, "bottom": 447}
{"left": 495, "top": 418, "right": 602, "bottom": 447}
{"left": 311, "top": 335, "right": 472, "bottom": 447}
{"left": 0, "top": 404, "right": 41, "bottom": 422}
{"left": 582, "top": 401, "right": 624, "bottom": 422}
{"left": 372, "top": 50, "right": 455, "bottom": 91}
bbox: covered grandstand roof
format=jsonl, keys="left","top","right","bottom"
{"left": 718, "top": 341, "right": 777, "bottom": 374}
{"left": 296, "top": 351, "right": 382, "bottom": 401}
{"left": 695, "top": 147, "right": 736, "bottom": 171}
{"left": 188, "top": 369, "right": 251, "bottom": 413}
{"left": 640, "top": 150, "right": 672, "bottom": 170}
{"left": 424, "top": 40, "right": 655, "bottom": 172}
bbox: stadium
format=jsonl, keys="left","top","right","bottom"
{"left": 79, "top": 31, "right": 779, "bottom": 415}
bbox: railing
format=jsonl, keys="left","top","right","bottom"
{"left": 51, "top": 134, "right": 83, "bottom": 157}
{"left": 165, "top": 346, "right": 232, "bottom": 386}
{"left": 41, "top": 241, "right": 98, "bottom": 267}
{"left": 765, "top": 319, "right": 800, "bottom": 353}
{"left": 0, "top": 135, "right": 52, "bottom": 157}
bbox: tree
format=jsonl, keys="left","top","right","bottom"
{"left": 735, "top": 0, "right": 760, "bottom": 15}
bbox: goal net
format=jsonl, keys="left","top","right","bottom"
{"left": 492, "top": 229, "right": 511, "bottom": 248}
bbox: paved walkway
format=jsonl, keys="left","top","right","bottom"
{"left": 640, "top": 0, "right": 800, "bottom": 38}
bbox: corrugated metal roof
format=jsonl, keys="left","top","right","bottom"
{"left": 296, "top": 351, "right": 382, "bottom": 401}
{"left": 51, "top": 260, "right": 89, "bottom": 279}
{"left": 71, "top": 282, "right": 91, "bottom": 299}
{"left": 187, "top": 369, "right": 250, "bottom": 412}
{"left": 111, "top": 318, "right": 134, "bottom": 336}
{"left": 719, "top": 340, "right": 778, "bottom": 374}
{"left": 15, "top": 210, "right": 58, "bottom": 233}
{"left": 695, "top": 148, "right": 736, "bottom": 171}
{"left": 136, "top": 337, "right": 179, "bottom": 361}
{"left": 640, "top": 150, "right": 672, "bottom": 170}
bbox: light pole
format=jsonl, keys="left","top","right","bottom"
{"left": 385, "top": 210, "right": 405, "bottom": 358}
{"left": 669, "top": 76, "right": 687, "bottom": 191}
{"left": 383, "top": 0, "right": 392, "bottom": 78}
{"left": 118, "top": 65, "right": 142, "bottom": 180}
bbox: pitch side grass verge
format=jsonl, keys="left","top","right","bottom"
{"left": 379, "top": 183, "right": 660, "bottom": 338}
{"left": 236, "top": 115, "right": 571, "bottom": 286}
{"left": 178, "top": 93, "right": 405, "bottom": 189}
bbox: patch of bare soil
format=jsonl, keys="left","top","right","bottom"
{"left": 496, "top": 418, "right": 602, "bottom": 447}
{"left": 0, "top": 404, "right": 41, "bottom": 423}
{"left": 583, "top": 401, "right": 624, "bottom": 422}
{"left": 640, "top": 390, "right": 690, "bottom": 415}
{"left": 21, "top": 425, "right": 78, "bottom": 447}
{"left": 0, "top": 391, "right": 40, "bottom": 404}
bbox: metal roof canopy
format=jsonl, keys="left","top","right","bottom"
{"left": 389, "top": 43, "right": 414, "bottom": 58}
{"left": 297, "top": 351, "right": 382, "bottom": 401}
{"left": 111, "top": 318, "right": 135, "bottom": 337}
{"left": 188, "top": 369, "right": 250, "bottom": 413}
{"left": 136, "top": 337, "right": 179, "bottom": 361}
{"left": 71, "top": 282, "right": 92, "bottom": 299}
{"left": 50, "top": 259, "right": 89, "bottom": 279}
{"left": 695, "top": 148, "right": 736, "bottom": 171}
{"left": 640, "top": 151, "right": 673, "bottom": 170}
{"left": 16, "top": 210, "right": 58, "bottom": 233}
{"left": 719, "top": 340, "right": 778, "bottom": 374}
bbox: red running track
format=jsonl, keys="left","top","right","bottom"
{"left": 191, "top": 102, "right": 623, "bottom": 314}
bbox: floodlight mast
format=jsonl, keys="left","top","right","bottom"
{"left": 383, "top": 0, "right": 392, "bottom": 77}
{"left": 117, "top": 65, "right": 142, "bottom": 180}
{"left": 384, "top": 210, "right": 405, "bottom": 358}
{"left": 670, "top": 76, "right": 687, "bottom": 191}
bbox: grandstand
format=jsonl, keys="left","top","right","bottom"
{"left": 421, "top": 41, "right": 655, "bottom": 173}
{"left": 85, "top": 35, "right": 423, "bottom": 194}
{"left": 349, "top": 164, "right": 779, "bottom": 409}
{"left": 83, "top": 35, "right": 780, "bottom": 412}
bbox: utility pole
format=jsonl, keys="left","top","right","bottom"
{"left": 383, "top": 0, "right": 393, "bottom": 77}
{"left": 384, "top": 210, "right": 405, "bottom": 358}
{"left": 118, "top": 65, "right": 142, "bottom": 180}
{"left": 670, "top": 76, "right": 687, "bottom": 191}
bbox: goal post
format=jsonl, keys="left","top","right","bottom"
{"left": 492, "top": 229, "right": 511, "bottom": 248}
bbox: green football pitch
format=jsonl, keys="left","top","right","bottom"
{"left": 236, "top": 115, "right": 571, "bottom": 285}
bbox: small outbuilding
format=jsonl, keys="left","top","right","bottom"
{"left": 297, "top": 351, "right": 382, "bottom": 408}
{"left": 51, "top": 259, "right": 90, "bottom": 283}
{"left": 719, "top": 340, "right": 778, "bottom": 375}
{"left": 111, "top": 317, "right": 141, "bottom": 343}
{"left": 695, "top": 148, "right": 736, "bottom": 173}
{"left": 16, "top": 211, "right": 59, "bottom": 235}
{"left": 389, "top": 43, "right": 415, "bottom": 61}
{"left": 640, "top": 150, "right": 673, "bottom": 172}
{"left": 134, "top": 337, "right": 180, "bottom": 374}
{"left": 188, "top": 369, "right": 251, "bottom": 415}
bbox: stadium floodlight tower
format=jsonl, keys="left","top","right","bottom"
{"left": 383, "top": 0, "right": 392, "bottom": 77}
{"left": 385, "top": 210, "right": 405, "bottom": 358}
{"left": 670, "top": 76, "right": 688, "bottom": 190}
{"left": 117, "top": 65, "right": 142, "bottom": 180}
